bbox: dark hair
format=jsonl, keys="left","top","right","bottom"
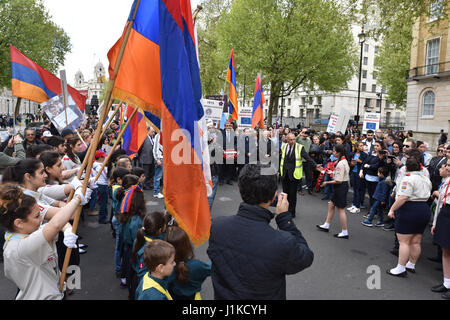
{"left": 131, "top": 211, "right": 166, "bottom": 264}
{"left": 40, "top": 152, "right": 61, "bottom": 182}
{"left": 334, "top": 144, "right": 349, "bottom": 162}
{"left": 367, "top": 130, "right": 374, "bottom": 134}
{"left": 165, "top": 226, "right": 194, "bottom": 284}
{"left": 405, "top": 148, "right": 423, "bottom": 164}
{"left": 143, "top": 240, "right": 175, "bottom": 272}
{"left": 2, "top": 159, "right": 43, "bottom": 184}
{"left": 47, "top": 136, "right": 65, "bottom": 148}
{"left": 117, "top": 174, "right": 146, "bottom": 224}
{"left": 109, "top": 167, "right": 130, "bottom": 186}
{"left": 405, "top": 138, "right": 416, "bottom": 148}
{"left": 27, "top": 144, "right": 53, "bottom": 158}
{"left": 131, "top": 166, "right": 145, "bottom": 178}
{"left": 0, "top": 184, "right": 37, "bottom": 232}
{"left": 65, "top": 136, "right": 81, "bottom": 163}
{"left": 238, "top": 164, "right": 277, "bottom": 205}
{"left": 416, "top": 140, "right": 424, "bottom": 148}
{"left": 378, "top": 166, "right": 389, "bottom": 177}
{"left": 375, "top": 140, "right": 386, "bottom": 150}
{"left": 406, "top": 157, "right": 420, "bottom": 172}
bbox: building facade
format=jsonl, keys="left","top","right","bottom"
{"left": 73, "top": 61, "right": 106, "bottom": 104}
{"left": 0, "top": 88, "right": 40, "bottom": 115}
{"left": 406, "top": 1, "right": 450, "bottom": 150}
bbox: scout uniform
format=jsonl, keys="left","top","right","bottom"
{"left": 167, "top": 259, "right": 211, "bottom": 300}
{"left": 135, "top": 272, "right": 173, "bottom": 300}
{"left": 433, "top": 177, "right": 450, "bottom": 249}
{"left": 330, "top": 157, "right": 350, "bottom": 209}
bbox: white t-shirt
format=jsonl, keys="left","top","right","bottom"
{"left": 3, "top": 227, "right": 63, "bottom": 300}
{"left": 91, "top": 161, "right": 108, "bottom": 186}
{"left": 396, "top": 171, "right": 431, "bottom": 201}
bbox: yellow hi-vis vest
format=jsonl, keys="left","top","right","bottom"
{"left": 280, "top": 143, "right": 304, "bottom": 180}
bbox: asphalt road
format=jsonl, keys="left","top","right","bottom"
{"left": 0, "top": 182, "right": 445, "bottom": 300}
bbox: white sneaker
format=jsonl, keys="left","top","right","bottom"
{"left": 347, "top": 205, "right": 356, "bottom": 212}
{"left": 154, "top": 193, "right": 164, "bottom": 199}
{"left": 352, "top": 208, "right": 360, "bottom": 214}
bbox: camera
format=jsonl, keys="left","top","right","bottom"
{"left": 379, "top": 150, "right": 387, "bottom": 155}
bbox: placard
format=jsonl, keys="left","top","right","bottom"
{"left": 362, "top": 112, "right": 381, "bottom": 133}
{"left": 202, "top": 98, "right": 224, "bottom": 121}
{"left": 42, "top": 94, "right": 83, "bottom": 133}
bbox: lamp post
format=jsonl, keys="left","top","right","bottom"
{"left": 356, "top": 27, "right": 366, "bottom": 128}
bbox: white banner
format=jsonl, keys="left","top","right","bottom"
{"left": 238, "top": 106, "right": 252, "bottom": 129}
{"left": 202, "top": 99, "right": 224, "bottom": 121}
{"left": 362, "top": 112, "right": 381, "bottom": 133}
{"left": 326, "top": 114, "right": 339, "bottom": 133}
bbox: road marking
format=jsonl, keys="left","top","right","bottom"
{"left": 218, "top": 197, "right": 232, "bottom": 202}
{"left": 146, "top": 201, "right": 159, "bottom": 206}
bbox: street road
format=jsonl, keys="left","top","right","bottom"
{"left": 0, "top": 182, "right": 444, "bottom": 300}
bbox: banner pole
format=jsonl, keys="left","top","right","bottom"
{"left": 59, "top": 0, "right": 142, "bottom": 293}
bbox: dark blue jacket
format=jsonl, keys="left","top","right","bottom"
{"left": 207, "top": 203, "right": 314, "bottom": 300}
{"left": 373, "top": 178, "right": 391, "bottom": 203}
{"left": 362, "top": 153, "right": 384, "bottom": 177}
{"left": 351, "top": 151, "right": 368, "bottom": 172}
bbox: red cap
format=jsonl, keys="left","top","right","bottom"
{"left": 95, "top": 150, "right": 108, "bottom": 159}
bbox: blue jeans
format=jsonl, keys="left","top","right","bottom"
{"left": 207, "top": 175, "right": 219, "bottom": 212}
{"left": 98, "top": 184, "right": 109, "bottom": 223}
{"left": 154, "top": 160, "right": 163, "bottom": 195}
{"left": 350, "top": 172, "right": 366, "bottom": 208}
{"left": 323, "top": 174, "right": 334, "bottom": 198}
{"left": 111, "top": 216, "right": 122, "bottom": 272}
{"left": 367, "top": 200, "right": 384, "bottom": 223}
{"left": 89, "top": 188, "right": 98, "bottom": 211}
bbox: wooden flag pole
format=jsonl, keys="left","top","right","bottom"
{"left": 59, "top": 0, "right": 142, "bottom": 293}
{"left": 101, "top": 105, "right": 120, "bottom": 137}
{"left": 94, "top": 107, "right": 138, "bottom": 183}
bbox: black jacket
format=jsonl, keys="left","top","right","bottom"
{"left": 207, "top": 203, "right": 314, "bottom": 300}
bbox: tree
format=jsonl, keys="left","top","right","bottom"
{"left": 215, "top": 0, "right": 357, "bottom": 125}
{"left": 0, "top": 0, "right": 71, "bottom": 89}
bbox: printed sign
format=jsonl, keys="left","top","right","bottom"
{"left": 238, "top": 107, "right": 252, "bottom": 129}
{"left": 202, "top": 99, "right": 224, "bottom": 121}
{"left": 362, "top": 112, "right": 381, "bottom": 134}
{"left": 326, "top": 108, "right": 351, "bottom": 134}
{"left": 42, "top": 94, "right": 83, "bottom": 133}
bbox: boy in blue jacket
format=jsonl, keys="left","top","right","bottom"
{"left": 362, "top": 166, "right": 391, "bottom": 227}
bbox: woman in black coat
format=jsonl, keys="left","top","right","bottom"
{"left": 360, "top": 140, "right": 387, "bottom": 207}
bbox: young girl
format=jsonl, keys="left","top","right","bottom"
{"left": 62, "top": 137, "right": 83, "bottom": 182}
{"left": 131, "top": 167, "right": 146, "bottom": 188}
{"left": 347, "top": 142, "right": 368, "bottom": 213}
{"left": 316, "top": 144, "right": 351, "bottom": 239}
{"left": 0, "top": 183, "right": 87, "bottom": 300}
{"left": 165, "top": 226, "right": 211, "bottom": 300}
{"left": 117, "top": 174, "right": 146, "bottom": 295}
{"left": 130, "top": 211, "right": 166, "bottom": 299}
{"left": 135, "top": 239, "right": 176, "bottom": 300}
{"left": 109, "top": 167, "right": 130, "bottom": 277}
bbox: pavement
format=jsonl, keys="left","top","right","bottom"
{"left": 0, "top": 182, "right": 446, "bottom": 300}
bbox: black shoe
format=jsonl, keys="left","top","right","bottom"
{"left": 431, "top": 284, "right": 449, "bottom": 293}
{"left": 321, "top": 196, "right": 329, "bottom": 200}
{"left": 386, "top": 269, "right": 407, "bottom": 277}
{"left": 333, "top": 233, "right": 349, "bottom": 239}
{"left": 428, "top": 256, "right": 442, "bottom": 263}
{"left": 383, "top": 224, "right": 395, "bottom": 231}
{"left": 316, "top": 225, "right": 329, "bottom": 232}
{"left": 406, "top": 267, "right": 415, "bottom": 273}
{"left": 442, "top": 291, "right": 450, "bottom": 300}
{"left": 390, "top": 249, "right": 399, "bottom": 257}
{"left": 99, "top": 220, "right": 109, "bottom": 224}
{"left": 298, "top": 191, "right": 304, "bottom": 196}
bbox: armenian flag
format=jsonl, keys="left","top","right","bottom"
{"left": 122, "top": 105, "right": 148, "bottom": 160}
{"left": 10, "top": 45, "right": 87, "bottom": 111}
{"left": 226, "top": 49, "right": 238, "bottom": 121}
{"left": 251, "top": 74, "right": 265, "bottom": 129}
{"left": 107, "top": 0, "right": 210, "bottom": 246}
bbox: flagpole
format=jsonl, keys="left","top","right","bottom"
{"left": 59, "top": 0, "right": 142, "bottom": 293}
{"left": 94, "top": 107, "right": 138, "bottom": 183}
{"left": 101, "top": 104, "right": 120, "bottom": 137}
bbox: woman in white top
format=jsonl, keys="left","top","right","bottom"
{"left": 316, "top": 144, "right": 351, "bottom": 239}
{"left": 431, "top": 163, "right": 450, "bottom": 299}
{"left": 62, "top": 137, "right": 83, "bottom": 182}
{"left": 0, "top": 183, "right": 88, "bottom": 300}
{"left": 387, "top": 157, "right": 432, "bottom": 277}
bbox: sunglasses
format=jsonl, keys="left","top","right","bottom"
{"left": 403, "top": 145, "right": 411, "bottom": 148}
{"left": 26, "top": 133, "right": 35, "bottom": 136}
{"left": 438, "top": 149, "right": 444, "bottom": 152}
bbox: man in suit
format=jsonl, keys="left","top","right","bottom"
{"left": 139, "top": 126, "right": 156, "bottom": 190}
{"left": 280, "top": 133, "right": 321, "bottom": 217}
{"left": 221, "top": 121, "right": 237, "bottom": 185}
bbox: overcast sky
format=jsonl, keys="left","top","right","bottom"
{"left": 42, "top": 0, "right": 201, "bottom": 86}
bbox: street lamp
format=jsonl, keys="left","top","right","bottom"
{"left": 376, "top": 92, "right": 383, "bottom": 114}
{"left": 356, "top": 27, "right": 366, "bottom": 128}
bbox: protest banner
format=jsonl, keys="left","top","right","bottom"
{"left": 326, "top": 114, "right": 339, "bottom": 133}
{"left": 42, "top": 94, "right": 83, "bottom": 133}
{"left": 362, "top": 112, "right": 381, "bottom": 133}
{"left": 238, "top": 106, "right": 252, "bottom": 130}
{"left": 202, "top": 98, "right": 224, "bottom": 121}
{"left": 326, "top": 108, "right": 351, "bottom": 134}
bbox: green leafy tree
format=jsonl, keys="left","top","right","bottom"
{"left": 215, "top": 0, "right": 357, "bottom": 124}
{"left": 0, "top": 0, "right": 71, "bottom": 88}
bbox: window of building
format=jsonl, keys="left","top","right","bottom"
{"left": 372, "top": 84, "right": 377, "bottom": 93}
{"left": 315, "top": 109, "right": 320, "bottom": 119}
{"left": 362, "top": 70, "right": 367, "bottom": 79}
{"left": 288, "top": 98, "right": 291, "bottom": 106}
{"left": 372, "top": 71, "right": 377, "bottom": 79}
{"left": 300, "top": 109, "right": 304, "bottom": 118}
{"left": 308, "top": 96, "right": 313, "bottom": 105}
{"left": 317, "top": 96, "right": 322, "bottom": 105}
{"left": 361, "top": 83, "right": 367, "bottom": 91}
{"left": 364, "top": 43, "right": 369, "bottom": 53}
{"left": 429, "top": 0, "right": 444, "bottom": 21}
{"left": 365, "top": 98, "right": 371, "bottom": 108}
{"left": 426, "top": 38, "right": 440, "bottom": 74}
{"left": 386, "top": 112, "right": 391, "bottom": 125}
{"left": 301, "top": 97, "right": 306, "bottom": 105}
{"left": 422, "top": 90, "right": 435, "bottom": 117}
{"left": 287, "top": 109, "right": 291, "bottom": 117}
{"left": 363, "top": 57, "right": 368, "bottom": 65}
{"left": 374, "top": 46, "right": 379, "bottom": 54}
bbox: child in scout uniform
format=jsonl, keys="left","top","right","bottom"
{"left": 316, "top": 144, "right": 351, "bottom": 239}
{"left": 135, "top": 240, "right": 176, "bottom": 300}
{"left": 130, "top": 211, "right": 167, "bottom": 299}
{"left": 165, "top": 226, "right": 211, "bottom": 300}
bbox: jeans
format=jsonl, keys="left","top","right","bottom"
{"left": 207, "top": 175, "right": 219, "bottom": 212}
{"left": 366, "top": 180, "right": 378, "bottom": 208}
{"left": 154, "top": 160, "right": 163, "bottom": 195}
{"left": 98, "top": 184, "right": 109, "bottom": 223}
{"left": 89, "top": 188, "right": 98, "bottom": 211}
{"left": 367, "top": 200, "right": 384, "bottom": 223}
{"left": 350, "top": 172, "right": 366, "bottom": 208}
{"left": 111, "top": 216, "right": 122, "bottom": 272}
{"left": 323, "top": 174, "right": 334, "bottom": 198}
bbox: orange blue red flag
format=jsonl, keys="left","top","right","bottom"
{"left": 251, "top": 74, "right": 265, "bottom": 129}
{"left": 226, "top": 49, "right": 238, "bottom": 121}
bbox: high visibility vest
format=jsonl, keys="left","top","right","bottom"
{"left": 142, "top": 273, "right": 173, "bottom": 300}
{"left": 280, "top": 143, "right": 303, "bottom": 180}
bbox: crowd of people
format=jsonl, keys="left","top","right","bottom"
{"left": 0, "top": 110, "right": 449, "bottom": 300}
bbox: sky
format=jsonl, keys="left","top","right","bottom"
{"left": 42, "top": 0, "right": 201, "bottom": 87}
